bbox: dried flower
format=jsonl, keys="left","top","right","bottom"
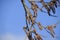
{"left": 46, "top": 24, "right": 56, "bottom": 38}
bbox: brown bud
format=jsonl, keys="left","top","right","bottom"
{"left": 37, "top": 22, "right": 43, "bottom": 30}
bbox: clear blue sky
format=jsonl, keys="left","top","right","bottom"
{"left": 0, "top": 0, "right": 60, "bottom": 40}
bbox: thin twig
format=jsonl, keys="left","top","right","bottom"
{"left": 21, "top": 0, "right": 29, "bottom": 31}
